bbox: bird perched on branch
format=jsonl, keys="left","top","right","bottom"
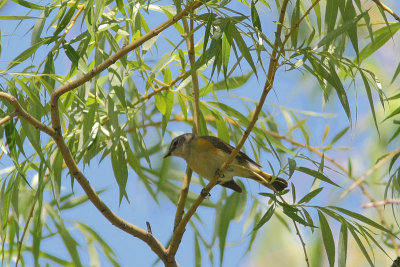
{"left": 164, "top": 133, "right": 288, "bottom": 193}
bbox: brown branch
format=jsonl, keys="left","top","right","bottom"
{"left": 51, "top": 133, "right": 174, "bottom": 265}
{"left": 168, "top": 12, "right": 202, "bottom": 261}
{"left": 167, "top": 0, "right": 290, "bottom": 259}
{"left": 0, "top": 90, "right": 173, "bottom": 263}
{"left": 362, "top": 199, "right": 400, "bottom": 209}
{"left": 15, "top": 199, "right": 36, "bottom": 267}
{"left": 0, "top": 111, "right": 16, "bottom": 126}
{"left": 46, "top": 2, "right": 208, "bottom": 266}
{"left": 52, "top": 4, "right": 85, "bottom": 58}
{"left": 293, "top": 219, "right": 310, "bottom": 267}
{"left": 281, "top": 0, "right": 321, "bottom": 50}
{"left": 0, "top": 92, "right": 56, "bottom": 136}
{"left": 50, "top": 0, "right": 206, "bottom": 135}
{"left": 146, "top": 221, "right": 153, "bottom": 235}
{"left": 341, "top": 147, "right": 400, "bottom": 198}
{"left": 372, "top": 0, "right": 400, "bottom": 22}
{"left": 133, "top": 72, "right": 187, "bottom": 107}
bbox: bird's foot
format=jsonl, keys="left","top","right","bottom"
{"left": 215, "top": 168, "right": 225, "bottom": 178}
{"left": 200, "top": 188, "right": 211, "bottom": 198}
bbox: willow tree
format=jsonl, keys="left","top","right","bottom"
{"left": 1, "top": 0, "right": 400, "bottom": 266}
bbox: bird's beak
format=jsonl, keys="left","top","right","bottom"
{"left": 164, "top": 151, "right": 171, "bottom": 158}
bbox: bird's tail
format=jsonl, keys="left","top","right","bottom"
{"left": 250, "top": 169, "right": 288, "bottom": 192}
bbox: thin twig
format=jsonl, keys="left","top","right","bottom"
{"left": 341, "top": 147, "right": 400, "bottom": 198}
{"left": 168, "top": 0, "right": 290, "bottom": 258}
{"left": 0, "top": 111, "right": 16, "bottom": 126}
{"left": 0, "top": 92, "right": 56, "bottom": 136}
{"left": 168, "top": 11, "right": 202, "bottom": 261}
{"left": 371, "top": 0, "right": 400, "bottom": 22}
{"left": 362, "top": 199, "right": 400, "bottom": 209}
{"left": 293, "top": 219, "right": 310, "bottom": 267}
{"left": 133, "top": 72, "right": 187, "bottom": 106}
{"left": 50, "top": 0, "right": 206, "bottom": 135}
{"left": 146, "top": 221, "right": 153, "bottom": 235}
{"left": 281, "top": 0, "right": 321, "bottom": 50}
{"left": 15, "top": 200, "right": 36, "bottom": 267}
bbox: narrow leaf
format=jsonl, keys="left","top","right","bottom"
{"left": 318, "top": 211, "right": 335, "bottom": 267}
{"left": 297, "top": 167, "right": 340, "bottom": 187}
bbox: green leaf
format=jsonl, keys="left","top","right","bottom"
{"left": 282, "top": 204, "right": 312, "bottom": 227}
{"left": 155, "top": 93, "right": 167, "bottom": 114}
{"left": 358, "top": 22, "right": 400, "bottom": 63}
{"left": 252, "top": 205, "right": 274, "bottom": 231}
{"left": 31, "top": 10, "right": 46, "bottom": 45}
{"left": 60, "top": 189, "right": 107, "bottom": 210}
{"left": 328, "top": 62, "right": 351, "bottom": 122}
{"left": 208, "top": 101, "right": 249, "bottom": 125}
{"left": 360, "top": 71, "right": 379, "bottom": 133}
{"left": 330, "top": 126, "right": 349, "bottom": 144}
{"left": 221, "top": 32, "right": 231, "bottom": 76}
{"left": 384, "top": 105, "right": 400, "bottom": 122}
{"left": 162, "top": 91, "right": 174, "bottom": 135}
{"left": 320, "top": 5, "right": 364, "bottom": 48}
{"left": 288, "top": 158, "right": 296, "bottom": 178}
{"left": 296, "top": 167, "right": 340, "bottom": 187}
{"left": 231, "top": 25, "right": 257, "bottom": 74}
{"left": 193, "top": 233, "right": 202, "bottom": 267}
{"left": 213, "top": 111, "right": 229, "bottom": 143}
{"left": 318, "top": 211, "right": 335, "bottom": 267}
{"left": 338, "top": 223, "right": 348, "bottom": 267}
{"left": 218, "top": 191, "right": 243, "bottom": 265}
{"left": 251, "top": 1, "right": 262, "bottom": 31}
{"left": 348, "top": 226, "right": 374, "bottom": 266}
{"left": 116, "top": 0, "right": 126, "bottom": 16}
{"left": 325, "top": 0, "right": 339, "bottom": 33}
{"left": 0, "top": 15, "right": 37, "bottom": 20}
{"left": 12, "top": 0, "right": 46, "bottom": 10}
{"left": 298, "top": 187, "right": 323, "bottom": 204}
{"left": 391, "top": 61, "right": 400, "bottom": 83}
{"left": 53, "top": 4, "right": 78, "bottom": 36}
{"left": 328, "top": 206, "right": 395, "bottom": 235}
{"left": 111, "top": 143, "right": 129, "bottom": 204}
{"left": 342, "top": 1, "right": 360, "bottom": 57}
{"left": 52, "top": 218, "right": 82, "bottom": 267}
{"left": 213, "top": 70, "right": 253, "bottom": 91}
{"left": 6, "top": 37, "right": 52, "bottom": 70}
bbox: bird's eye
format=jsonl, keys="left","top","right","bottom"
{"left": 172, "top": 139, "right": 178, "bottom": 149}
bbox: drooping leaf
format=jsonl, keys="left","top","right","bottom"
{"left": 298, "top": 187, "right": 323, "bottom": 204}
{"left": 318, "top": 211, "right": 335, "bottom": 267}
{"left": 297, "top": 167, "right": 340, "bottom": 187}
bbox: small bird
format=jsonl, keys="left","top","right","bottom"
{"left": 164, "top": 133, "right": 288, "bottom": 193}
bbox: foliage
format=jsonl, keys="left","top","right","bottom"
{"left": 0, "top": 0, "right": 400, "bottom": 266}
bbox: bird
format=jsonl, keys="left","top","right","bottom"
{"left": 164, "top": 133, "right": 288, "bottom": 193}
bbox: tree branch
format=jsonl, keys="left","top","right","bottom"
{"left": 0, "top": 111, "right": 16, "bottom": 126}
{"left": 51, "top": 133, "right": 174, "bottom": 265}
{"left": 50, "top": 0, "right": 206, "bottom": 134}
{"left": 0, "top": 92, "right": 56, "bottom": 136}
{"left": 372, "top": 0, "right": 400, "bottom": 22}
{"left": 362, "top": 199, "right": 400, "bottom": 209}
{"left": 281, "top": 0, "right": 321, "bottom": 50}
{"left": 169, "top": 11, "right": 202, "bottom": 261}
{"left": 341, "top": 147, "right": 400, "bottom": 198}
{"left": 167, "top": 0, "right": 290, "bottom": 259}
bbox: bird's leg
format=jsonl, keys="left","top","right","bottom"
{"left": 200, "top": 188, "right": 211, "bottom": 198}
{"left": 215, "top": 168, "right": 225, "bottom": 178}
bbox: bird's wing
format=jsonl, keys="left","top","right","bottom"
{"left": 198, "top": 136, "right": 261, "bottom": 167}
